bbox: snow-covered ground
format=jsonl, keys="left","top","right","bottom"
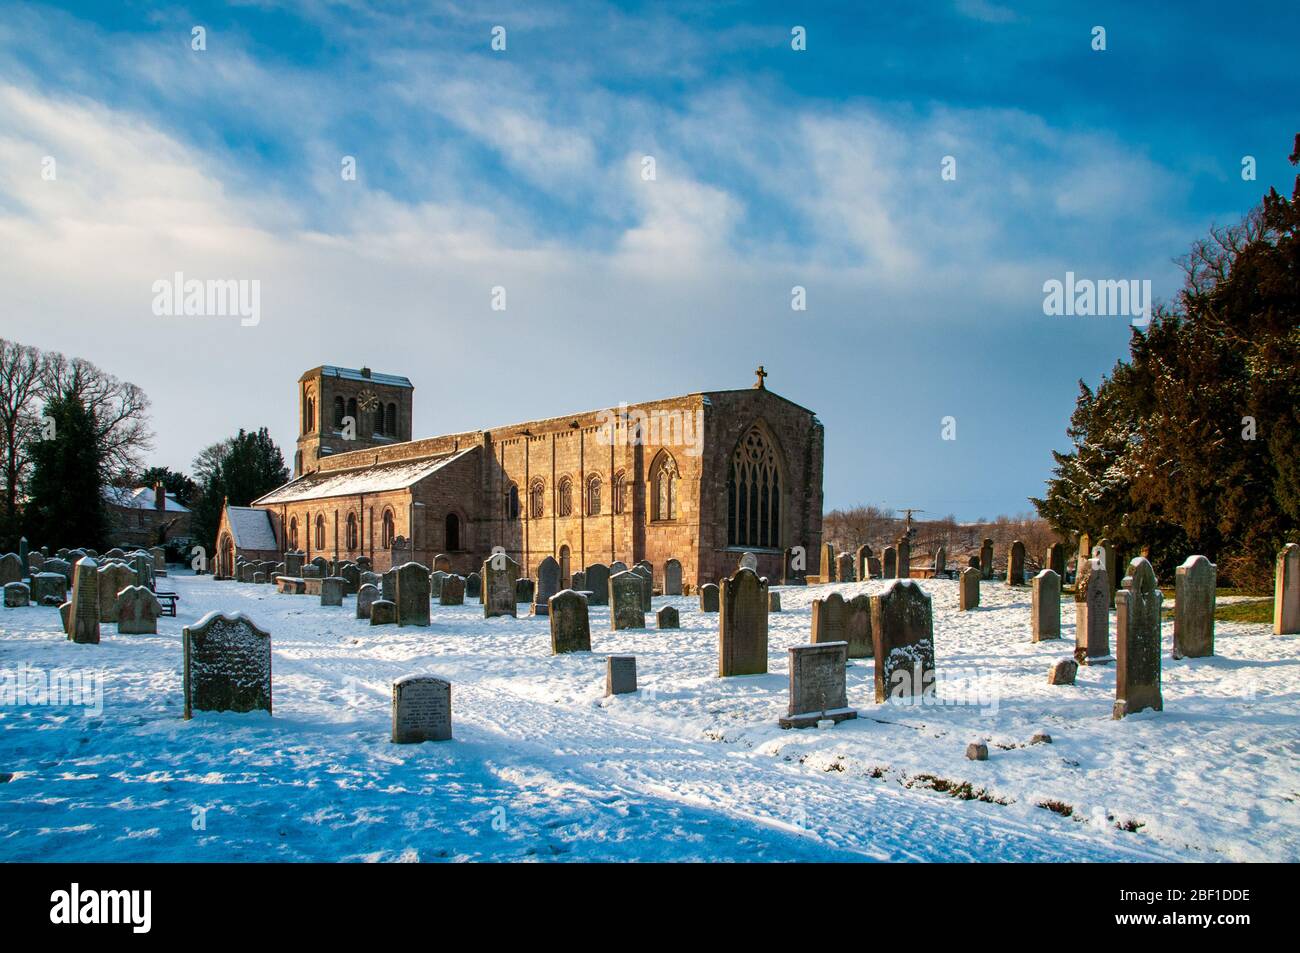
{"left": 1, "top": 570, "right": 1297, "bottom": 862}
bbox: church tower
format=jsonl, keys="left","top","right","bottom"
{"left": 295, "top": 366, "right": 414, "bottom": 477}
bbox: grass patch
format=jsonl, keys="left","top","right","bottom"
{"left": 1037, "top": 799, "right": 1074, "bottom": 818}
{"left": 906, "top": 773, "right": 1010, "bottom": 805}
{"left": 1215, "top": 600, "right": 1272, "bottom": 624}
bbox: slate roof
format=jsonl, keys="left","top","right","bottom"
{"left": 253, "top": 448, "right": 472, "bottom": 506}
{"left": 225, "top": 506, "right": 279, "bottom": 551}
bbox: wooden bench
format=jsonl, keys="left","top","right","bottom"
{"left": 155, "top": 591, "right": 179, "bottom": 617}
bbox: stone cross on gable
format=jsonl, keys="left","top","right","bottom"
{"left": 754, "top": 365, "right": 768, "bottom": 389}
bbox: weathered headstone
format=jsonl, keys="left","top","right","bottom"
{"left": 836, "top": 552, "right": 855, "bottom": 583}
{"left": 980, "top": 538, "right": 994, "bottom": 580}
{"left": 739, "top": 552, "right": 758, "bottom": 573}
{"left": 252, "top": 572, "right": 267, "bottom": 585}
{"left": 67, "top": 558, "right": 100, "bottom": 644}
{"left": 0, "top": 553, "right": 21, "bottom": 586}
{"left": 284, "top": 550, "right": 304, "bottom": 576}
{"left": 370, "top": 599, "right": 397, "bottom": 625}
{"left": 391, "top": 675, "right": 451, "bottom": 743}
{"left": 45, "top": 557, "right": 73, "bottom": 583}
{"left": 440, "top": 574, "right": 464, "bottom": 606}
{"left": 605, "top": 655, "right": 637, "bottom": 696}
{"left": 855, "top": 544, "right": 872, "bottom": 581}
{"left": 4, "top": 581, "right": 29, "bottom": 607}
{"left": 657, "top": 605, "right": 679, "bottom": 629}
{"left": 115, "top": 586, "right": 160, "bottom": 634}
{"left": 532, "top": 556, "right": 560, "bottom": 616}
{"left": 515, "top": 577, "right": 535, "bottom": 605}
{"left": 768, "top": 591, "right": 782, "bottom": 612}
{"left": 1045, "top": 542, "right": 1066, "bottom": 579}
{"left": 395, "top": 562, "right": 431, "bottom": 626}
{"left": 959, "top": 566, "right": 980, "bottom": 611}
{"left": 483, "top": 553, "right": 521, "bottom": 619}
{"left": 149, "top": 546, "right": 166, "bottom": 571}
{"left": 699, "top": 583, "right": 719, "bottom": 612}
{"left": 820, "top": 543, "right": 836, "bottom": 583}
{"left": 28, "top": 551, "right": 45, "bottom": 573}
{"left": 933, "top": 546, "right": 946, "bottom": 576}
{"left": 571, "top": 570, "right": 586, "bottom": 592}
{"left": 1113, "top": 557, "right": 1163, "bottom": 719}
{"left": 609, "top": 570, "right": 645, "bottom": 630}
{"left": 663, "top": 558, "right": 683, "bottom": 596}
{"left": 896, "top": 538, "right": 911, "bottom": 578}
{"left": 1006, "top": 540, "right": 1026, "bottom": 586}
{"left": 1174, "top": 555, "right": 1215, "bottom": 658}
{"left": 1031, "top": 569, "right": 1061, "bottom": 641}
{"left": 631, "top": 564, "right": 652, "bottom": 612}
{"left": 882, "top": 546, "right": 897, "bottom": 579}
{"left": 584, "top": 563, "right": 610, "bottom": 606}
{"left": 1094, "top": 537, "right": 1117, "bottom": 605}
{"left": 1275, "top": 543, "right": 1300, "bottom": 636}
{"left": 549, "top": 590, "right": 591, "bottom": 653}
{"left": 356, "top": 583, "right": 380, "bottom": 619}
{"left": 31, "top": 571, "right": 67, "bottom": 605}
{"left": 1048, "top": 658, "right": 1078, "bottom": 686}
{"left": 782, "top": 547, "right": 807, "bottom": 585}
{"left": 465, "top": 571, "right": 482, "bottom": 602}
{"left": 381, "top": 568, "right": 396, "bottom": 601}
{"left": 320, "top": 576, "right": 345, "bottom": 607}
{"left": 433, "top": 553, "right": 452, "bottom": 573}
{"left": 869, "top": 581, "right": 934, "bottom": 703}
{"left": 779, "top": 642, "right": 857, "bottom": 728}
{"left": 96, "top": 562, "right": 135, "bottom": 623}
{"left": 718, "top": 567, "right": 768, "bottom": 676}
{"left": 1074, "top": 558, "right": 1111, "bottom": 663}
{"left": 338, "top": 563, "right": 361, "bottom": 595}
{"left": 276, "top": 576, "right": 305, "bottom": 595}
{"left": 182, "top": 612, "right": 272, "bottom": 719}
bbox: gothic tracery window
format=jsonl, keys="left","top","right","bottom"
{"left": 650, "top": 451, "right": 678, "bottom": 522}
{"left": 613, "top": 470, "right": 627, "bottom": 515}
{"left": 529, "top": 479, "right": 545, "bottom": 519}
{"left": 727, "top": 425, "right": 782, "bottom": 549}
{"left": 558, "top": 477, "right": 573, "bottom": 517}
{"left": 586, "top": 474, "right": 602, "bottom": 516}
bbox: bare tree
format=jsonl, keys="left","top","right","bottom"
{"left": 41, "top": 352, "right": 153, "bottom": 480}
{"left": 0, "top": 339, "right": 47, "bottom": 536}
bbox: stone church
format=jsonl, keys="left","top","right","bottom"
{"left": 216, "top": 364, "right": 824, "bottom": 589}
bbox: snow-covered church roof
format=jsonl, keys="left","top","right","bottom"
{"left": 253, "top": 448, "right": 473, "bottom": 506}
{"left": 224, "top": 506, "right": 278, "bottom": 551}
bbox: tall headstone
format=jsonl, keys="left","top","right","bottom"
{"left": 609, "top": 560, "right": 628, "bottom": 574}
{"left": 533, "top": 556, "right": 560, "bottom": 617}
{"left": 17, "top": 536, "right": 28, "bottom": 573}
{"left": 440, "top": 574, "right": 465, "bottom": 606}
{"left": 549, "top": 590, "right": 591, "bottom": 654}
{"left": 699, "top": 583, "right": 719, "bottom": 612}
{"left": 1006, "top": 540, "right": 1026, "bottom": 586}
{"left": 465, "top": 571, "right": 482, "bottom": 602}
{"left": 391, "top": 676, "right": 451, "bottom": 743}
{"left": 1174, "top": 555, "right": 1215, "bottom": 658}
{"left": 933, "top": 546, "right": 946, "bottom": 576}
{"left": 812, "top": 591, "right": 871, "bottom": 658}
{"left": 959, "top": 566, "right": 980, "bottom": 611}
{"left": 150, "top": 546, "right": 166, "bottom": 571}
{"left": 820, "top": 543, "right": 836, "bottom": 583}
{"left": 571, "top": 570, "right": 585, "bottom": 592}
{"left": 855, "top": 544, "right": 873, "bottom": 581}
{"left": 882, "top": 546, "right": 897, "bottom": 579}
{"left": 779, "top": 642, "right": 857, "bottom": 729}
{"left": 1275, "top": 543, "right": 1300, "bottom": 636}
{"left": 1074, "top": 558, "right": 1111, "bottom": 663}
{"left": 609, "top": 570, "right": 645, "bottom": 631}
{"left": 980, "top": 538, "right": 994, "bottom": 580}
{"left": 1094, "top": 537, "right": 1117, "bottom": 605}
{"left": 338, "top": 563, "right": 361, "bottom": 595}
{"left": 584, "top": 563, "right": 610, "bottom": 606}
{"left": 896, "top": 537, "right": 911, "bottom": 578}
{"left": 718, "top": 567, "right": 768, "bottom": 677}
{"left": 284, "top": 550, "right": 304, "bottom": 576}
{"left": 483, "top": 553, "right": 521, "bottom": 619}
{"left": 356, "top": 583, "right": 380, "bottom": 619}
{"left": 782, "top": 547, "right": 807, "bottom": 586}
{"left": 395, "top": 561, "right": 431, "bottom": 626}
{"left": 1045, "top": 542, "right": 1066, "bottom": 579}
{"left": 768, "top": 591, "right": 782, "bottom": 612}
{"left": 663, "top": 559, "right": 683, "bottom": 596}
{"left": 115, "top": 586, "right": 161, "bottom": 634}
{"left": 836, "top": 552, "right": 855, "bottom": 583}
{"left": 182, "top": 612, "right": 272, "bottom": 719}
{"left": 631, "top": 564, "right": 652, "bottom": 612}
{"left": 869, "top": 581, "right": 934, "bottom": 703}
{"left": 381, "top": 568, "right": 396, "bottom": 601}
{"left": 1031, "top": 569, "right": 1061, "bottom": 641}
{"left": 67, "top": 558, "right": 100, "bottom": 644}
{"left": 1113, "top": 558, "right": 1164, "bottom": 719}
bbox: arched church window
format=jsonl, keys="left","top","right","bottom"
{"left": 445, "top": 512, "right": 461, "bottom": 551}
{"left": 381, "top": 509, "right": 395, "bottom": 548}
{"left": 558, "top": 477, "right": 573, "bottom": 517}
{"left": 506, "top": 484, "right": 520, "bottom": 521}
{"left": 586, "top": 475, "right": 602, "bottom": 516}
{"left": 304, "top": 392, "right": 315, "bottom": 434}
{"left": 346, "top": 513, "right": 358, "bottom": 551}
{"left": 613, "top": 470, "right": 627, "bottom": 515}
{"left": 726, "top": 425, "right": 782, "bottom": 549}
{"left": 333, "top": 396, "right": 345, "bottom": 428}
{"left": 529, "top": 479, "right": 545, "bottom": 519}
{"left": 650, "top": 451, "right": 678, "bottom": 521}
{"left": 315, "top": 514, "right": 326, "bottom": 550}
{"left": 289, "top": 517, "right": 299, "bottom": 550}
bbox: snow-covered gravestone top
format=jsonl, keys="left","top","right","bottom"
{"left": 356, "top": 583, "right": 380, "bottom": 619}
{"left": 718, "top": 566, "right": 768, "bottom": 677}
{"left": 1031, "top": 569, "right": 1061, "bottom": 641}
{"left": 394, "top": 562, "right": 430, "bottom": 626}
{"left": 183, "top": 612, "right": 272, "bottom": 720}
{"left": 1174, "top": 555, "right": 1215, "bottom": 658}
{"left": 4, "top": 581, "right": 29, "bottom": 607}
{"left": 31, "top": 572, "right": 66, "bottom": 605}
{"left": 439, "top": 574, "right": 464, "bottom": 606}
{"left": 391, "top": 675, "right": 451, "bottom": 743}
{"left": 115, "top": 585, "right": 160, "bottom": 634}
{"left": 549, "top": 589, "right": 591, "bottom": 653}
{"left": 869, "top": 580, "right": 934, "bottom": 704}
{"left": 699, "top": 583, "right": 719, "bottom": 613}
{"left": 657, "top": 605, "right": 679, "bottom": 629}
{"left": 67, "top": 557, "right": 100, "bottom": 644}
{"left": 533, "top": 556, "right": 560, "bottom": 616}
{"left": 1113, "top": 557, "right": 1163, "bottom": 719}
{"left": 780, "top": 641, "right": 857, "bottom": 729}
{"left": 959, "top": 566, "right": 980, "bottom": 611}
{"left": 0, "top": 553, "right": 21, "bottom": 586}
{"left": 739, "top": 552, "right": 758, "bottom": 573}
{"left": 1074, "top": 558, "right": 1111, "bottom": 663}
{"left": 605, "top": 656, "right": 637, "bottom": 696}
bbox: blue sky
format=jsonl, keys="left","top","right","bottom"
{"left": 0, "top": 0, "right": 1296, "bottom": 518}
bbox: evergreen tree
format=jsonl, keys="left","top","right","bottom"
{"left": 24, "top": 392, "right": 110, "bottom": 550}
{"left": 188, "top": 429, "right": 288, "bottom": 554}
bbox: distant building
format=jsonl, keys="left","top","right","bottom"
{"left": 104, "top": 484, "right": 192, "bottom": 549}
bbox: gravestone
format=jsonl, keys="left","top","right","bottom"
{"left": 1031, "top": 569, "right": 1061, "bottom": 641}
{"left": 896, "top": 538, "right": 911, "bottom": 578}
{"left": 718, "top": 567, "right": 768, "bottom": 676}
{"left": 933, "top": 546, "right": 946, "bottom": 576}
{"left": 605, "top": 655, "right": 637, "bottom": 696}
{"left": 182, "top": 612, "right": 272, "bottom": 719}
{"left": 338, "top": 563, "right": 361, "bottom": 595}
{"left": 855, "top": 544, "right": 873, "bottom": 581}
{"left": 356, "top": 556, "right": 371, "bottom": 572}
{"left": 381, "top": 569, "right": 396, "bottom": 601}
{"left": 276, "top": 576, "right": 305, "bottom": 595}
{"left": 465, "top": 571, "right": 482, "bottom": 602}
{"left": 533, "top": 556, "right": 560, "bottom": 616}
{"left": 571, "top": 570, "right": 585, "bottom": 592}
{"left": 1048, "top": 658, "right": 1078, "bottom": 686}
{"left": 356, "top": 583, "right": 380, "bottom": 619}
{"left": 96, "top": 562, "right": 135, "bottom": 623}
{"left": 609, "top": 560, "right": 628, "bottom": 574}
{"left": 395, "top": 562, "right": 431, "bottom": 626}
{"left": 150, "top": 546, "right": 166, "bottom": 571}
{"left": 967, "top": 555, "right": 979, "bottom": 570}
{"left": 1007, "top": 540, "right": 1026, "bottom": 586}
{"left": 284, "top": 551, "right": 304, "bottom": 576}
{"left": 370, "top": 600, "right": 397, "bottom": 625}
{"left": 391, "top": 675, "right": 452, "bottom": 743}
{"left": 302, "top": 563, "right": 322, "bottom": 580}
{"left": 440, "top": 574, "right": 465, "bottom": 606}
{"left": 361, "top": 570, "right": 382, "bottom": 591}
{"left": 1113, "top": 557, "right": 1164, "bottom": 719}
{"left": 67, "top": 558, "right": 100, "bottom": 644}
{"left": 320, "top": 577, "right": 345, "bottom": 607}
{"left": 239, "top": 562, "right": 257, "bottom": 584}
{"left": 59, "top": 601, "right": 69, "bottom": 629}
{"left": 867, "top": 556, "right": 882, "bottom": 578}
{"left": 310, "top": 556, "right": 329, "bottom": 578}
{"left": 584, "top": 564, "right": 610, "bottom": 606}
{"left": 609, "top": 570, "right": 645, "bottom": 631}
{"left": 631, "top": 564, "right": 652, "bottom": 612}
{"left": 779, "top": 642, "right": 857, "bottom": 729}
{"left": 0, "top": 553, "right": 21, "bottom": 586}
{"left": 433, "top": 553, "right": 452, "bottom": 573}
{"left": 634, "top": 559, "right": 654, "bottom": 580}
{"left": 836, "top": 552, "right": 855, "bottom": 583}
{"left": 663, "top": 558, "right": 683, "bottom": 596}
{"left": 882, "top": 547, "right": 897, "bottom": 579}
{"left": 252, "top": 572, "right": 266, "bottom": 585}
{"left": 1094, "top": 538, "right": 1118, "bottom": 605}
{"left": 768, "top": 591, "right": 782, "bottom": 612}
{"left": 31, "top": 572, "right": 67, "bottom": 606}
{"left": 133, "top": 552, "right": 155, "bottom": 590}
{"left": 1045, "top": 542, "right": 1066, "bottom": 579}
{"left": 1276, "top": 543, "right": 1300, "bottom": 636}
{"left": 115, "top": 586, "right": 160, "bottom": 634}
{"left": 980, "top": 538, "right": 994, "bottom": 579}
{"left": 1174, "top": 555, "right": 1215, "bottom": 658}
{"left": 782, "top": 547, "right": 807, "bottom": 585}
{"left": 1074, "top": 558, "right": 1111, "bottom": 663}
{"left": 820, "top": 543, "right": 836, "bottom": 583}
{"left": 483, "top": 553, "right": 521, "bottom": 619}
{"left": 549, "top": 590, "right": 591, "bottom": 654}
{"left": 45, "top": 557, "right": 73, "bottom": 583}
{"left": 869, "top": 581, "right": 934, "bottom": 703}
{"left": 959, "top": 566, "right": 980, "bottom": 611}
{"left": 657, "top": 606, "right": 679, "bottom": 629}
{"left": 515, "top": 577, "right": 535, "bottom": 605}
{"left": 739, "top": 552, "right": 758, "bottom": 573}
{"left": 18, "top": 536, "right": 28, "bottom": 572}
{"left": 429, "top": 570, "right": 445, "bottom": 599}
{"left": 28, "top": 551, "right": 45, "bottom": 573}
{"left": 4, "top": 582, "right": 29, "bottom": 607}
{"left": 699, "top": 583, "right": 719, "bottom": 612}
